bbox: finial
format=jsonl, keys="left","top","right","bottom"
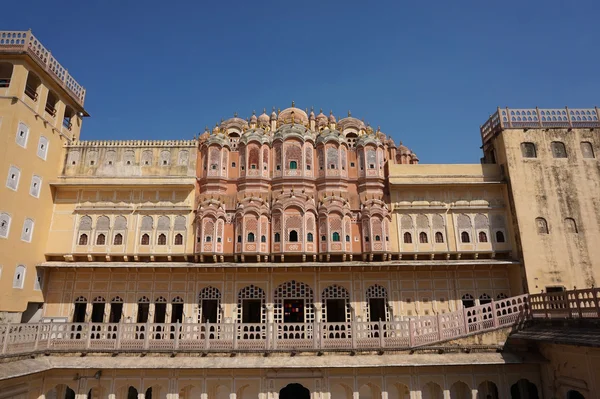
{"left": 377, "top": 126, "right": 381, "bottom": 132}
{"left": 252, "top": 110, "right": 256, "bottom": 115}
{"left": 330, "top": 110, "right": 333, "bottom": 115}
{"left": 278, "top": 108, "right": 281, "bottom": 113}
{"left": 263, "top": 108, "right": 266, "bottom": 113}
{"left": 292, "top": 100, "right": 295, "bottom": 107}
{"left": 220, "top": 118, "right": 224, "bottom": 123}
{"left": 348, "top": 110, "right": 351, "bottom": 117}
{"left": 272, "top": 106, "right": 275, "bottom": 112}
{"left": 320, "top": 108, "right": 323, "bottom": 113}
{"left": 311, "top": 106, "right": 314, "bottom": 112}
{"left": 234, "top": 112, "right": 238, "bottom": 117}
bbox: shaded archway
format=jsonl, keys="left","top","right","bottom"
{"left": 477, "top": 381, "right": 499, "bottom": 399}
{"left": 510, "top": 379, "right": 539, "bottom": 399}
{"left": 279, "top": 383, "right": 310, "bottom": 399}
{"left": 567, "top": 391, "right": 585, "bottom": 399}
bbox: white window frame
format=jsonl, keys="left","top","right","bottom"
{"left": 16, "top": 122, "right": 29, "bottom": 148}
{"left": 37, "top": 136, "right": 49, "bottom": 160}
{"left": 21, "top": 218, "right": 34, "bottom": 243}
{"left": 0, "top": 212, "right": 11, "bottom": 239}
{"left": 34, "top": 268, "right": 43, "bottom": 291}
{"left": 6, "top": 165, "right": 20, "bottom": 191}
{"left": 29, "top": 175, "right": 42, "bottom": 198}
{"left": 13, "top": 265, "right": 26, "bottom": 289}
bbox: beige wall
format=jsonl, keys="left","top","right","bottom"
{"left": 42, "top": 266, "right": 513, "bottom": 322}
{"left": 0, "top": 58, "right": 84, "bottom": 316}
{"left": 492, "top": 128, "right": 600, "bottom": 292}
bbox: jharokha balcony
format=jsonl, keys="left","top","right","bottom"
{"left": 0, "top": 30, "right": 86, "bottom": 106}
{"left": 1, "top": 289, "right": 598, "bottom": 357}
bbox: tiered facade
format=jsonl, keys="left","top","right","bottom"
{"left": 0, "top": 32, "right": 599, "bottom": 399}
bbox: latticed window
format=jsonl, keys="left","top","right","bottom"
{"left": 520, "top": 142, "right": 537, "bottom": 158}
{"left": 157, "top": 233, "right": 167, "bottom": 245}
{"left": 479, "top": 293, "right": 492, "bottom": 305}
{"left": 237, "top": 285, "right": 265, "bottom": 324}
{"left": 404, "top": 232, "right": 412, "bottom": 243}
{"left": 198, "top": 286, "right": 221, "bottom": 323}
{"left": 79, "top": 233, "right": 88, "bottom": 245}
{"left": 419, "top": 232, "right": 428, "bottom": 243}
{"left": 551, "top": 141, "right": 567, "bottom": 158}
{"left": 366, "top": 285, "right": 389, "bottom": 322}
{"left": 435, "top": 232, "right": 444, "bottom": 243}
{"left": 141, "top": 233, "right": 150, "bottom": 245}
{"left": 332, "top": 232, "right": 340, "bottom": 242}
{"left": 289, "top": 161, "right": 297, "bottom": 170}
{"left": 247, "top": 232, "right": 255, "bottom": 242}
{"left": 261, "top": 235, "right": 266, "bottom": 243}
{"left": 322, "top": 285, "right": 350, "bottom": 323}
{"left": 96, "top": 233, "right": 106, "bottom": 245}
{"left": 113, "top": 233, "right": 123, "bottom": 245}
{"left": 307, "top": 233, "right": 313, "bottom": 242}
{"left": 461, "top": 294, "right": 475, "bottom": 308}
{"left": 274, "top": 280, "right": 314, "bottom": 324}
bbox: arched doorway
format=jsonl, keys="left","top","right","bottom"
{"left": 510, "top": 379, "right": 539, "bottom": 399}
{"left": 279, "top": 383, "right": 310, "bottom": 399}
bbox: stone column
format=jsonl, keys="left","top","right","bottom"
{"left": 266, "top": 304, "right": 274, "bottom": 323}
{"left": 314, "top": 302, "right": 323, "bottom": 322}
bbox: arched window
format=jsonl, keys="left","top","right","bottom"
{"left": 479, "top": 293, "right": 492, "bottom": 305}
{"left": 520, "top": 142, "right": 537, "bottom": 158}
{"left": 345, "top": 235, "right": 350, "bottom": 242}
{"left": 274, "top": 233, "right": 280, "bottom": 242}
{"left": 78, "top": 233, "right": 88, "bottom": 245}
{"left": 206, "top": 236, "right": 212, "bottom": 242}
{"left": 478, "top": 231, "right": 488, "bottom": 242}
{"left": 237, "top": 235, "right": 242, "bottom": 243}
{"left": 113, "top": 233, "right": 123, "bottom": 245}
{"left": 461, "top": 231, "right": 470, "bottom": 243}
{"left": 581, "top": 141, "right": 595, "bottom": 158}
{"left": 536, "top": 217, "right": 549, "bottom": 234}
{"left": 96, "top": 233, "right": 106, "bottom": 245}
{"left": 321, "top": 235, "right": 326, "bottom": 241}
{"left": 403, "top": 232, "right": 412, "bottom": 243}
{"left": 551, "top": 141, "right": 567, "bottom": 158}
{"left": 141, "top": 233, "right": 150, "bottom": 245}
{"left": 289, "top": 230, "right": 298, "bottom": 242}
{"left": 307, "top": 233, "right": 313, "bottom": 242}
{"left": 261, "top": 235, "right": 266, "bottom": 243}
{"left": 247, "top": 232, "right": 255, "bottom": 242}
{"left": 495, "top": 231, "right": 505, "bottom": 243}
{"left": 13, "top": 265, "right": 25, "bottom": 288}
{"left": 332, "top": 232, "right": 340, "bottom": 242}
{"left": 289, "top": 160, "right": 297, "bottom": 170}
{"left": 174, "top": 233, "right": 183, "bottom": 245}
{"left": 419, "top": 232, "right": 428, "bottom": 243}
{"left": 0, "top": 212, "right": 11, "bottom": 238}
{"left": 435, "top": 232, "right": 444, "bottom": 243}
{"left": 565, "top": 218, "right": 578, "bottom": 233}
{"left": 375, "top": 235, "right": 381, "bottom": 241}
{"left": 461, "top": 294, "right": 475, "bottom": 308}
{"left": 157, "top": 233, "right": 167, "bottom": 245}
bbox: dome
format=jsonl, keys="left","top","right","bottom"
{"left": 250, "top": 111, "right": 257, "bottom": 124}
{"left": 258, "top": 108, "right": 270, "bottom": 125}
{"left": 328, "top": 111, "right": 336, "bottom": 123}
{"left": 316, "top": 109, "right": 328, "bottom": 127}
{"left": 278, "top": 104, "right": 309, "bottom": 125}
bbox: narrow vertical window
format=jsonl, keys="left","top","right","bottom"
{"left": 564, "top": 218, "right": 578, "bottom": 233}
{"left": 0, "top": 213, "right": 11, "bottom": 239}
{"left": 141, "top": 233, "right": 150, "bottom": 245}
{"left": 580, "top": 142, "right": 595, "bottom": 158}
{"left": 536, "top": 217, "right": 549, "bottom": 234}
{"left": 495, "top": 231, "right": 505, "bottom": 243}
{"left": 79, "top": 233, "right": 88, "bottom": 245}
{"left": 113, "top": 233, "right": 123, "bottom": 245}
{"left": 21, "top": 218, "right": 34, "bottom": 242}
{"left": 30, "top": 175, "right": 42, "bottom": 198}
{"left": 551, "top": 142, "right": 567, "bottom": 158}
{"left": 478, "top": 231, "right": 488, "bottom": 242}
{"left": 13, "top": 265, "right": 26, "bottom": 289}
{"left": 435, "top": 232, "right": 444, "bottom": 243}
{"left": 461, "top": 231, "right": 470, "bottom": 243}
{"left": 403, "top": 232, "right": 412, "bottom": 244}
{"left": 6, "top": 166, "right": 20, "bottom": 190}
{"left": 16, "top": 122, "right": 29, "bottom": 148}
{"left": 419, "top": 232, "right": 428, "bottom": 243}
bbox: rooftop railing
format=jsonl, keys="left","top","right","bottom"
{"left": 0, "top": 30, "right": 86, "bottom": 106}
{"left": 480, "top": 107, "right": 600, "bottom": 144}
{"left": 1, "top": 289, "right": 597, "bottom": 357}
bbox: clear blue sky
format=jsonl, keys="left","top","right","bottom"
{"left": 6, "top": 0, "right": 600, "bottom": 163}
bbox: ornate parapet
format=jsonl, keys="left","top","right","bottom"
{"left": 480, "top": 107, "right": 600, "bottom": 145}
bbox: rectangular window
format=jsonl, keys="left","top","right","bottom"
{"left": 34, "top": 269, "right": 43, "bottom": 291}
{"left": 29, "top": 175, "right": 42, "bottom": 198}
{"left": 21, "top": 218, "right": 34, "bottom": 242}
{"left": 6, "top": 166, "right": 20, "bottom": 191}
{"left": 551, "top": 142, "right": 567, "bottom": 158}
{"left": 16, "top": 122, "right": 29, "bottom": 148}
{"left": 37, "top": 136, "right": 49, "bottom": 160}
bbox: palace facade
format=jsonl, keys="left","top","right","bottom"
{"left": 0, "top": 31, "right": 599, "bottom": 399}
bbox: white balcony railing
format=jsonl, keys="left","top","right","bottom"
{"left": 1, "top": 289, "right": 597, "bottom": 357}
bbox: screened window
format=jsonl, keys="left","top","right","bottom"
{"left": 247, "top": 232, "right": 255, "bottom": 242}
{"left": 478, "top": 231, "right": 488, "bottom": 242}
{"left": 403, "top": 232, "right": 412, "bottom": 244}
{"left": 521, "top": 142, "right": 537, "bottom": 158}
{"left": 79, "top": 233, "right": 88, "bottom": 245}
{"left": 551, "top": 141, "right": 567, "bottom": 158}
{"left": 419, "top": 232, "right": 428, "bottom": 243}
{"left": 96, "top": 233, "right": 106, "bottom": 245}
{"left": 15, "top": 122, "right": 29, "bottom": 148}
{"left": 261, "top": 235, "right": 266, "bottom": 243}
{"left": 13, "top": 265, "right": 25, "bottom": 289}
{"left": 435, "top": 232, "right": 444, "bottom": 243}
{"left": 274, "top": 233, "right": 280, "bottom": 242}
{"left": 141, "top": 233, "right": 150, "bottom": 245}
{"left": 289, "top": 161, "right": 297, "bottom": 170}
{"left": 332, "top": 232, "right": 340, "bottom": 242}
{"left": 113, "top": 233, "right": 123, "bottom": 245}
{"left": 307, "top": 233, "right": 313, "bottom": 242}
{"left": 157, "top": 233, "right": 167, "bottom": 245}
{"left": 174, "top": 233, "right": 183, "bottom": 245}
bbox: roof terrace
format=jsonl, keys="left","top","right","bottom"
{"left": 480, "top": 107, "right": 600, "bottom": 144}
{"left": 0, "top": 30, "right": 86, "bottom": 106}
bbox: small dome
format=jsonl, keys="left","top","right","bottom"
{"left": 309, "top": 108, "right": 315, "bottom": 120}
{"left": 328, "top": 111, "right": 336, "bottom": 123}
{"left": 278, "top": 104, "right": 309, "bottom": 125}
{"left": 250, "top": 111, "right": 257, "bottom": 124}
{"left": 258, "top": 108, "right": 269, "bottom": 125}
{"left": 316, "top": 109, "right": 328, "bottom": 126}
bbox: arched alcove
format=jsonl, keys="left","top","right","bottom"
{"left": 279, "top": 383, "right": 310, "bottom": 399}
